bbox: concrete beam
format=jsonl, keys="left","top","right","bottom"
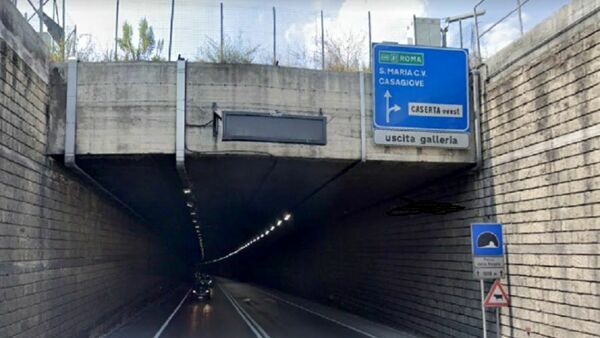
{"left": 48, "top": 62, "right": 475, "bottom": 165}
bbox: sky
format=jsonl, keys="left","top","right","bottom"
{"left": 18, "top": 0, "right": 571, "bottom": 65}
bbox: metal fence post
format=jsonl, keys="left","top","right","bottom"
{"left": 368, "top": 11, "right": 372, "bottom": 69}
{"left": 220, "top": 2, "right": 224, "bottom": 63}
{"left": 273, "top": 6, "right": 276, "bottom": 65}
{"left": 168, "top": 0, "right": 175, "bottom": 61}
{"left": 474, "top": 1, "right": 484, "bottom": 62}
{"left": 320, "top": 10, "right": 324, "bottom": 70}
{"left": 516, "top": 0, "right": 524, "bottom": 36}
{"left": 38, "top": 0, "right": 43, "bottom": 32}
{"left": 62, "top": 0, "right": 66, "bottom": 60}
{"left": 459, "top": 20, "right": 463, "bottom": 48}
{"left": 73, "top": 24, "right": 77, "bottom": 57}
{"left": 114, "top": 0, "right": 119, "bottom": 61}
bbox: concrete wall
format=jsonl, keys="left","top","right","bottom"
{"left": 47, "top": 61, "right": 475, "bottom": 164}
{"left": 242, "top": 1, "right": 600, "bottom": 337}
{"left": 0, "top": 1, "right": 181, "bottom": 337}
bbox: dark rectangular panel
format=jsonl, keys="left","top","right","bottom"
{"left": 222, "top": 111, "right": 327, "bottom": 145}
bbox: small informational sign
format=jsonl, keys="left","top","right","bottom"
{"left": 484, "top": 280, "right": 510, "bottom": 308}
{"left": 372, "top": 43, "right": 470, "bottom": 148}
{"left": 471, "top": 223, "right": 505, "bottom": 279}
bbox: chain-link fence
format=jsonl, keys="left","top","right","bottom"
{"left": 10, "top": 0, "right": 569, "bottom": 70}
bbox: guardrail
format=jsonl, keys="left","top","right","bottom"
{"left": 473, "top": 0, "right": 528, "bottom": 64}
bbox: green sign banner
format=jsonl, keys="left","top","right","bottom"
{"left": 378, "top": 51, "right": 424, "bottom": 66}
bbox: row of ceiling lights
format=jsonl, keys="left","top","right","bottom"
{"left": 202, "top": 212, "right": 292, "bottom": 264}
{"left": 184, "top": 188, "right": 205, "bottom": 259}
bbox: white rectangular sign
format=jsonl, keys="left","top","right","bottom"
{"left": 408, "top": 103, "right": 463, "bottom": 118}
{"left": 373, "top": 129, "right": 469, "bottom": 148}
{"left": 473, "top": 256, "right": 505, "bottom": 279}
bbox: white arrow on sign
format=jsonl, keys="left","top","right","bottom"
{"left": 384, "top": 90, "right": 401, "bottom": 123}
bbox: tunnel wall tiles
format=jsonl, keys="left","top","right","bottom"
{"left": 0, "top": 13, "right": 177, "bottom": 338}
{"left": 246, "top": 5, "right": 600, "bottom": 338}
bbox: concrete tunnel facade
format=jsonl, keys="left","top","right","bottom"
{"left": 1, "top": 0, "right": 600, "bottom": 337}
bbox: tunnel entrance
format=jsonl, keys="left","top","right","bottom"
{"left": 74, "top": 154, "right": 468, "bottom": 265}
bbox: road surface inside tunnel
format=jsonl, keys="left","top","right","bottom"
{"left": 108, "top": 278, "right": 417, "bottom": 338}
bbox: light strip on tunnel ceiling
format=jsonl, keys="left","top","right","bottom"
{"left": 185, "top": 188, "right": 204, "bottom": 259}
{"left": 201, "top": 212, "right": 293, "bottom": 264}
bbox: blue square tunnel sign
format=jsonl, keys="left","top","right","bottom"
{"left": 471, "top": 223, "right": 505, "bottom": 279}
{"left": 471, "top": 223, "right": 504, "bottom": 257}
{"left": 372, "top": 43, "right": 470, "bottom": 148}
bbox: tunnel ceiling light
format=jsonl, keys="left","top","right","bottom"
{"left": 187, "top": 203, "right": 193, "bottom": 208}
{"left": 183, "top": 189, "right": 191, "bottom": 194}
{"left": 200, "top": 209, "right": 294, "bottom": 265}
{"left": 191, "top": 212, "right": 196, "bottom": 215}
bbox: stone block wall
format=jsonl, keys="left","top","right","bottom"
{"left": 0, "top": 2, "right": 180, "bottom": 337}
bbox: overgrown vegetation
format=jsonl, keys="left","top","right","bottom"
{"left": 48, "top": 32, "right": 109, "bottom": 62}
{"left": 324, "top": 30, "right": 367, "bottom": 72}
{"left": 195, "top": 33, "right": 260, "bottom": 64}
{"left": 283, "top": 30, "right": 368, "bottom": 72}
{"left": 117, "top": 18, "right": 164, "bottom": 61}
{"left": 47, "top": 18, "right": 367, "bottom": 72}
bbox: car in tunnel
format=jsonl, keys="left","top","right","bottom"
{"left": 191, "top": 283, "right": 212, "bottom": 301}
{"left": 191, "top": 273, "right": 214, "bottom": 301}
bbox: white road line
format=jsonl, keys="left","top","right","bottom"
{"left": 218, "top": 283, "right": 271, "bottom": 338}
{"left": 257, "top": 288, "right": 380, "bottom": 338}
{"left": 153, "top": 288, "right": 191, "bottom": 338}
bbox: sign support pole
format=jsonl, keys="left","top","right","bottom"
{"left": 496, "top": 308, "right": 501, "bottom": 337}
{"left": 480, "top": 279, "right": 487, "bottom": 338}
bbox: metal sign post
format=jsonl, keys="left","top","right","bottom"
{"left": 480, "top": 279, "right": 487, "bottom": 338}
{"left": 471, "top": 223, "right": 505, "bottom": 338}
{"left": 371, "top": 43, "right": 470, "bottom": 148}
{"left": 496, "top": 308, "right": 500, "bottom": 337}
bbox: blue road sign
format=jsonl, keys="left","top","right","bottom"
{"left": 372, "top": 44, "right": 469, "bottom": 132}
{"left": 471, "top": 223, "right": 504, "bottom": 257}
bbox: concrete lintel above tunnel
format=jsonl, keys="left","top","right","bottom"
{"left": 47, "top": 62, "right": 476, "bottom": 165}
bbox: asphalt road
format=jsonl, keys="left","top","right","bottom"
{"left": 108, "top": 278, "right": 418, "bottom": 338}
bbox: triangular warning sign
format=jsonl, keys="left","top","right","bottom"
{"left": 484, "top": 280, "right": 509, "bottom": 308}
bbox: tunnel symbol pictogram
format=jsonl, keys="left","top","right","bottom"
{"left": 477, "top": 232, "right": 499, "bottom": 249}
